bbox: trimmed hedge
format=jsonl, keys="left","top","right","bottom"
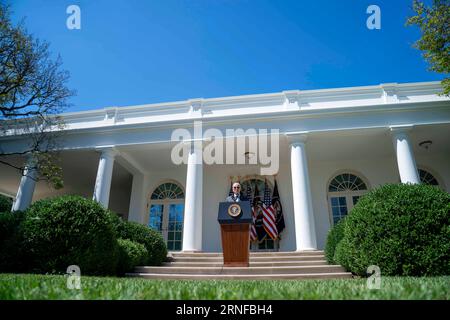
{"left": 1, "top": 195, "right": 168, "bottom": 275}
{"left": 22, "top": 195, "right": 119, "bottom": 275}
{"left": 334, "top": 183, "right": 450, "bottom": 276}
{"left": 117, "top": 238, "right": 148, "bottom": 275}
{"left": 115, "top": 219, "right": 167, "bottom": 266}
{"left": 324, "top": 217, "right": 346, "bottom": 264}
{"left": 0, "top": 194, "right": 13, "bottom": 212}
{"left": 0, "top": 211, "right": 27, "bottom": 272}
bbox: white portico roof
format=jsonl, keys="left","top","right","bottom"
{"left": 60, "top": 81, "right": 449, "bottom": 132}
{"left": 1, "top": 81, "right": 449, "bottom": 157}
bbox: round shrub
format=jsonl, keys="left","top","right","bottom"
{"left": 324, "top": 217, "right": 346, "bottom": 264}
{"left": 0, "top": 194, "right": 13, "bottom": 212}
{"left": 116, "top": 220, "right": 167, "bottom": 266}
{"left": 0, "top": 211, "right": 27, "bottom": 272}
{"left": 117, "top": 238, "right": 148, "bottom": 275}
{"left": 22, "top": 195, "right": 119, "bottom": 275}
{"left": 335, "top": 183, "right": 450, "bottom": 276}
{"left": 109, "top": 210, "right": 125, "bottom": 234}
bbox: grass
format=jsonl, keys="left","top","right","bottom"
{"left": 0, "top": 274, "right": 448, "bottom": 299}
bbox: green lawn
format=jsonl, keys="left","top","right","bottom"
{"left": 0, "top": 274, "right": 448, "bottom": 300}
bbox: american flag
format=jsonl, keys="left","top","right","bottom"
{"left": 246, "top": 183, "right": 257, "bottom": 242}
{"left": 262, "top": 179, "right": 278, "bottom": 240}
{"left": 253, "top": 183, "right": 266, "bottom": 241}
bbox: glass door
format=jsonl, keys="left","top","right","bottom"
{"left": 149, "top": 201, "right": 184, "bottom": 251}
{"left": 167, "top": 203, "right": 184, "bottom": 251}
{"left": 329, "top": 193, "right": 364, "bottom": 225}
{"left": 149, "top": 204, "right": 164, "bottom": 234}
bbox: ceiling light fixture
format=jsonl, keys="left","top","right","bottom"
{"left": 244, "top": 151, "right": 255, "bottom": 159}
{"left": 418, "top": 140, "right": 432, "bottom": 150}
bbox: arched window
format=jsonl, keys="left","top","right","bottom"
{"left": 151, "top": 182, "right": 184, "bottom": 200}
{"left": 240, "top": 177, "right": 278, "bottom": 251}
{"left": 419, "top": 169, "right": 440, "bottom": 187}
{"left": 328, "top": 173, "right": 368, "bottom": 225}
{"left": 148, "top": 181, "right": 184, "bottom": 251}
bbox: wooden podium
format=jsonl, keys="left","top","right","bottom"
{"left": 217, "top": 201, "right": 252, "bottom": 267}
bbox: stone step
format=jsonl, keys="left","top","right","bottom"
{"left": 127, "top": 272, "right": 353, "bottom": 280}
{"left": 169, "top": 251, "right": 325, "bottom": 258}
{"left": 250, "top": 251, "right": 324, "bottom": 257}
{"left": 131, "top": 250, "right": 350, "bottom": 281}
{"left": 135, "top": 265, "right": 345, "bottom": 275}
{"left": 169, "top": 255, "right": 325, "bottom": 263}
{"left": 163, "top": 260, "right": 329, "bottom": 267}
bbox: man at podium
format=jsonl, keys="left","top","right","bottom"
{"left": 220, "top": 182, "right": 252, "bottom": 267}
{"left": 226, "top": 182, "right": 248, "bottom": 202}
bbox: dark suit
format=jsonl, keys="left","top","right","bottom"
{"left": 226, "top": 193, "right": 248, "bottom": 202}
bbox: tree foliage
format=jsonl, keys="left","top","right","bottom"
{"left": 0, "top": 3, "right": 73, "bottom": 188}
{"left": 407, "top": 0, "right": 450, "bottom": 95}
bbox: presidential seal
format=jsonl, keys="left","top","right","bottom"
{"left": 227, "top": 203, "right": 241, "bottom": 218}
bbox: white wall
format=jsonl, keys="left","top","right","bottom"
{"left": 309, "top": 152, "right": 449, "bottom": 249}
{"left": 415, "top": 153, "right": 450, "bottom": 192}
{"left": 142, "top": 163, "right": 297, "bottom": 252}
{"left": 1, "top": 145, "right": 447, "bottom": 253}
{"left": 142, "top": 167, "right": 187, "bottom": 225}
{"left": 309, "top": 157, "right": 400, "bottom": 249}
{"left": 201, "top": 163, "right": 297, "bottom": 252}
{"left": 131, "top": 149, "right": 450, "bottom": 252}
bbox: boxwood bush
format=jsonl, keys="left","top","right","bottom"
{"left": 0, "top": 211, "right": 27, "bottom": 272}
{"left": 324, "top": 217, "right": 346, "bottom": 264}
{"left": 22, "top": 195, "right": 119, "bottom": 275}
{"left": 115, "top": 218, "right": 167, "bottom": 266}
{"left": 0, "top": 194, "right": 13, "bottom": 212}
{"left": 334, "top": 183, "right": 450, "bottom": 276}
{"left": 117, "top": 238, "right": 148, "bottom": 275}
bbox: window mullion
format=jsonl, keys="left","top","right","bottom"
{"left": 347, "top": 195, "right": 353, "bottom": 211}
{"left": 162, "top": 201, "right": 169, "bottom": 241}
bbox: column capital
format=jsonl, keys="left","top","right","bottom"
{"left": 95, "top": 146, "right": 119, "bottom": 158}
{"left": 22, "top": 152, "right": 39, "bottom": 171}
{"left": 389, "top": 125, "right": 414, "bottom": 134}
{"left": 285, "top": 132, "right": 309, "bottom": 146}
{"left": 182, "top": 139, "right": 206, "bottom": 152}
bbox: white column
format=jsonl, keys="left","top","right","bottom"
{"left": 288, "top": 134, "right": 317, "bottom": 251}
{"left": 93, "top": 148, "right": 117, "bottom": 208}
{"left": 182, "top": 142, "right": 203, "bottom": 251}
{"left": 12, "top": 157, "right": 38, "bottom": 211}
{"left": 128, "top": 173, "right": 146, "bottom": 223}
{"left": 391, "top": 127, "right": 420, "bottom": 184}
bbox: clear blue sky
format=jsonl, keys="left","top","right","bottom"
{"left": 11, "top": 0, "right": 441, "bottom": 112}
